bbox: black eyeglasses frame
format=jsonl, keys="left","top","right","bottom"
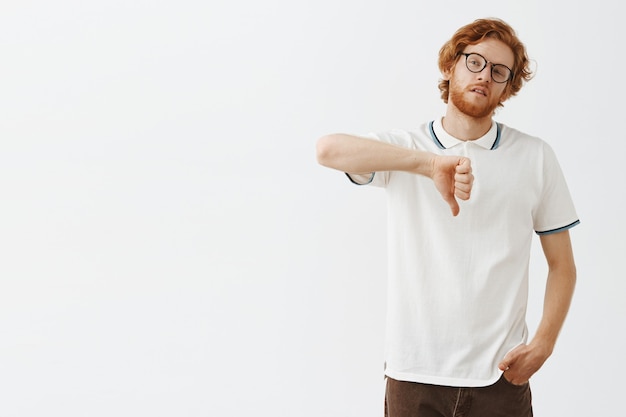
{"left": 459, "top": 52, "right": 513, "bottom": 84}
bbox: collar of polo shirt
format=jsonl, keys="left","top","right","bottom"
{"left": 428, "top": 117, "right": 502, "bottom": 150}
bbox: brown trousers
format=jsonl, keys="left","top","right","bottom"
{"left": 385, "top": 375, "right": 533, "bottom": 417}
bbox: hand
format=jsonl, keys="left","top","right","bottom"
{"left": 498, "top": 343, "right": 552, "bottom": 385}
{"left": 431, "top": 156, "right": 473, "bottom": 216}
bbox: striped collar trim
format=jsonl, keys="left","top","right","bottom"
{"left": 428, "top": 118, "right": 502, "bottom": 150}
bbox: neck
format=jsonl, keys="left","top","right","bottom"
{"left": 442, "top": 105, "right": 494, "bottom": 141}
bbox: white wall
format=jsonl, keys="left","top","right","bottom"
{"left": 0, "top": 1, "right": 622, "bottom": 416}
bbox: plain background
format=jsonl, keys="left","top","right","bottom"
{"left": 0, "top": 1, "right": 623, "bottom": 416}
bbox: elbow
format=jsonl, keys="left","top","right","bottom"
{"left": 316, "top": 135, "right": 337, "bottom": 167}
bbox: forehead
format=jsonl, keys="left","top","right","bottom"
{"left": 463, "top": 38, "right": 514, "bottom": 68}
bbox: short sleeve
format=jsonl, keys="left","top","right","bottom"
{"left": 533, "top": 142, "right": 580, "bottom": 235}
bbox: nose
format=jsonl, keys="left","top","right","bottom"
{"left": 477, "top": 64, "right": 492, "bottom": 82}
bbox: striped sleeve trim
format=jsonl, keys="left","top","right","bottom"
{"left": 535, "top": 219, "right": 580, "bottom": 236}
{"left": 345, "top": 172, "right": 375, "bottom": 185}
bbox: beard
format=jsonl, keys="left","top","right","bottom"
{"left": 449, "top": 84, "right": 500, "bottom": 119}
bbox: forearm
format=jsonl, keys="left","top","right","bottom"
{"left": 530, "top": 264, "right": 576, "bottom": 355}
{"left": 316, "top": 134, "right": 434, "bottom": 176}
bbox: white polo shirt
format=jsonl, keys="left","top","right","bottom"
{"left": 349, "top": 118, "right": 579, "bottom": 387}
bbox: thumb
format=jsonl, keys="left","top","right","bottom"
{"left": 446, "top": 195, "right": 460, "bottom": 217}
{"left": 499, "top": 347, "right": 519, "bottom": 371}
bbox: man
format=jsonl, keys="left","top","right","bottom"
{"left": 316, "top": 18, "right": 578, "bottom": 416}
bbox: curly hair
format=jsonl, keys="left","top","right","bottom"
{"left": 437, "top": 18, "right": 533, "bottom": 106}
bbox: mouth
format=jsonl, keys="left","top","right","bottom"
{"left": 470, "top": 87, "right": 488, "bottom": 97}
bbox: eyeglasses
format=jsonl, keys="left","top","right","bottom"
{"left": 460, "top": 52, "right": 513, "bottom": 84}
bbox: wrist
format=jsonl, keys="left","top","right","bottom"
{"left": 415, "top": 151, "right": 436, "bottom": 178}
{"left": 528, "top": 336, "right": 555, "bottom": 360}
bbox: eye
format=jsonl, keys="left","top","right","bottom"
{"left": 492, "top": 65, "right": 511, "bottom": 81}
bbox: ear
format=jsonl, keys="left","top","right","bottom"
{"left": 442, "top": 66, "right": 453, "bottom": 81}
